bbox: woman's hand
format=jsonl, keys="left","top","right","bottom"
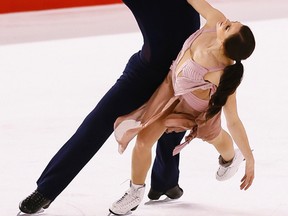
{"left": 240, "top": 158, "right": 255, "bottom": 190}
{"left": 187, "top": 0, "right": 226, "bottom": 28}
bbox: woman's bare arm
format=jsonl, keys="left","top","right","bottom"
{"left": 186, "top": 0, "right": 226, "bottom": 27}
{"left": 223, "top": 92, "right": 255, "bottom": 190}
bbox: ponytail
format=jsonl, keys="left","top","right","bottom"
{"left": 205, "top": 25, "right": 255, "bottom": 120}
{"left": 206, "top": 61, "right": 243, "bottom": 120}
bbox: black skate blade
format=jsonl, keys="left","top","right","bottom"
{"left": 145, "top": 197, "right": 175, "bottom": 205}
{"left": 17, "top": 209, "right": 44, "bottom": 216}
{"left": 108, "top": 209, "right": 132, "bottom": 216}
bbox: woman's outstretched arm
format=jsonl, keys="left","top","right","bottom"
{"left": 186, "top": 0, "right": 226, "bottom": 27}
{"left": 223, "top": 92, "right": 255, "bottom": 190}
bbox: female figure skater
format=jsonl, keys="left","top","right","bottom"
{"left": 109, "top": 0, "right": 256, "bottom": 214}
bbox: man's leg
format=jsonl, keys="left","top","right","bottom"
{"left": 19, "top": 52, "right": 167, "bottom": 213}
{"left": 36, "top": 53, "right": 162, "bottom": 199}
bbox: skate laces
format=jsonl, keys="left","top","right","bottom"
{"left": 116, "top": 192, "right": 129, "bottom": 204}
{"left": 115, "top": 180, "right": 134, "bottom": 204}
{"left": 23, "top": 190, "right": 48, "bottom": 208}
{"left": 216, "top": 149, "right": 245, "bottom": 181}
{"left": 217, "top": 165, "right": 231, "bottom": 176}
{"left": 115, "top": 186, "right": 142, "bottom": 206}
{"left": 218, "top": 155, "right": 237, "bottom": 173}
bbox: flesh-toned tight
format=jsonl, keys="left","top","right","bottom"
{"left": 131, "top": 118, "right": 235, "bottom": 185}
{"left": 207, "top": 129, "right": 235, "bottom": 162}
{"left": 132, "top": 116, "right": 167, "bottom": 185}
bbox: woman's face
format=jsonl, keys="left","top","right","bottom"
{"left": 216, "top": 19, "right": 243, "bottom": 43}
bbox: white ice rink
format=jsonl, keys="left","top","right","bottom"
{"left": 1, "top": 1, "right": 288, "bottom": 215}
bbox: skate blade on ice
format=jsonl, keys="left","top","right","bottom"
{"left": 145, "top": 197, "right": 176, "bottom": 205}
{"left": 107, "top": 211, "right": 133, "bottom": 216}
{"left": 17, "top": 209, "right": 44, "bottom": 216}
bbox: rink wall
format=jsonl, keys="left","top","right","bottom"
{"left": 0, "top": 0, "right": 122, "bottom": 13}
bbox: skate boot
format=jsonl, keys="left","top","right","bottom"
{"left": 109, "top": 182, "right": 145, "bottom": 215}
{"left": 148, "top": 184, "right": 183, "bottom": 200}
{"left": 216, "top": 149, "right": 245, "bottom": 181}
{"left": 19, "top": 190, "right": 52, "bottom": 214}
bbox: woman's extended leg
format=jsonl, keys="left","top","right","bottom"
{"left": 207, "top": 129, "right": 234, "bottom": 161}
{"left": 109, "top": 118, "right": 167, "bottom": 215}
{"left": 132, "top": 118, "right": 167, "bottom": 185}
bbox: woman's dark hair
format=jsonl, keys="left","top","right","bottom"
{"left": 206, "top": 25, "right": 256, "bottom": 120}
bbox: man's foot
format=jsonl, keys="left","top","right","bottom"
{"left": 216, "top": 149, "right": 245, "bottom": 181}
{"left": 109, "top": 183, "right": 145, "bottom": 215}
{"left": 148, "top": 184, "right": 183, "bottom": 200}
{"left": 19, "top": 190, "right": 52, "bottom": 214}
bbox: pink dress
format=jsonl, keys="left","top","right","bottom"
{"left": 114, "top": 28, "right": 224, "bottom": 155}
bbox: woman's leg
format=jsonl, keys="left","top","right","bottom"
{"left": 207, "top": 129, "right": 234, "bottom": 161}
{"left": 132, "top": 118, "right": 167, "bottom": 185}
{"left": 109, "top": 118, "right": 167, "bottom": 215}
